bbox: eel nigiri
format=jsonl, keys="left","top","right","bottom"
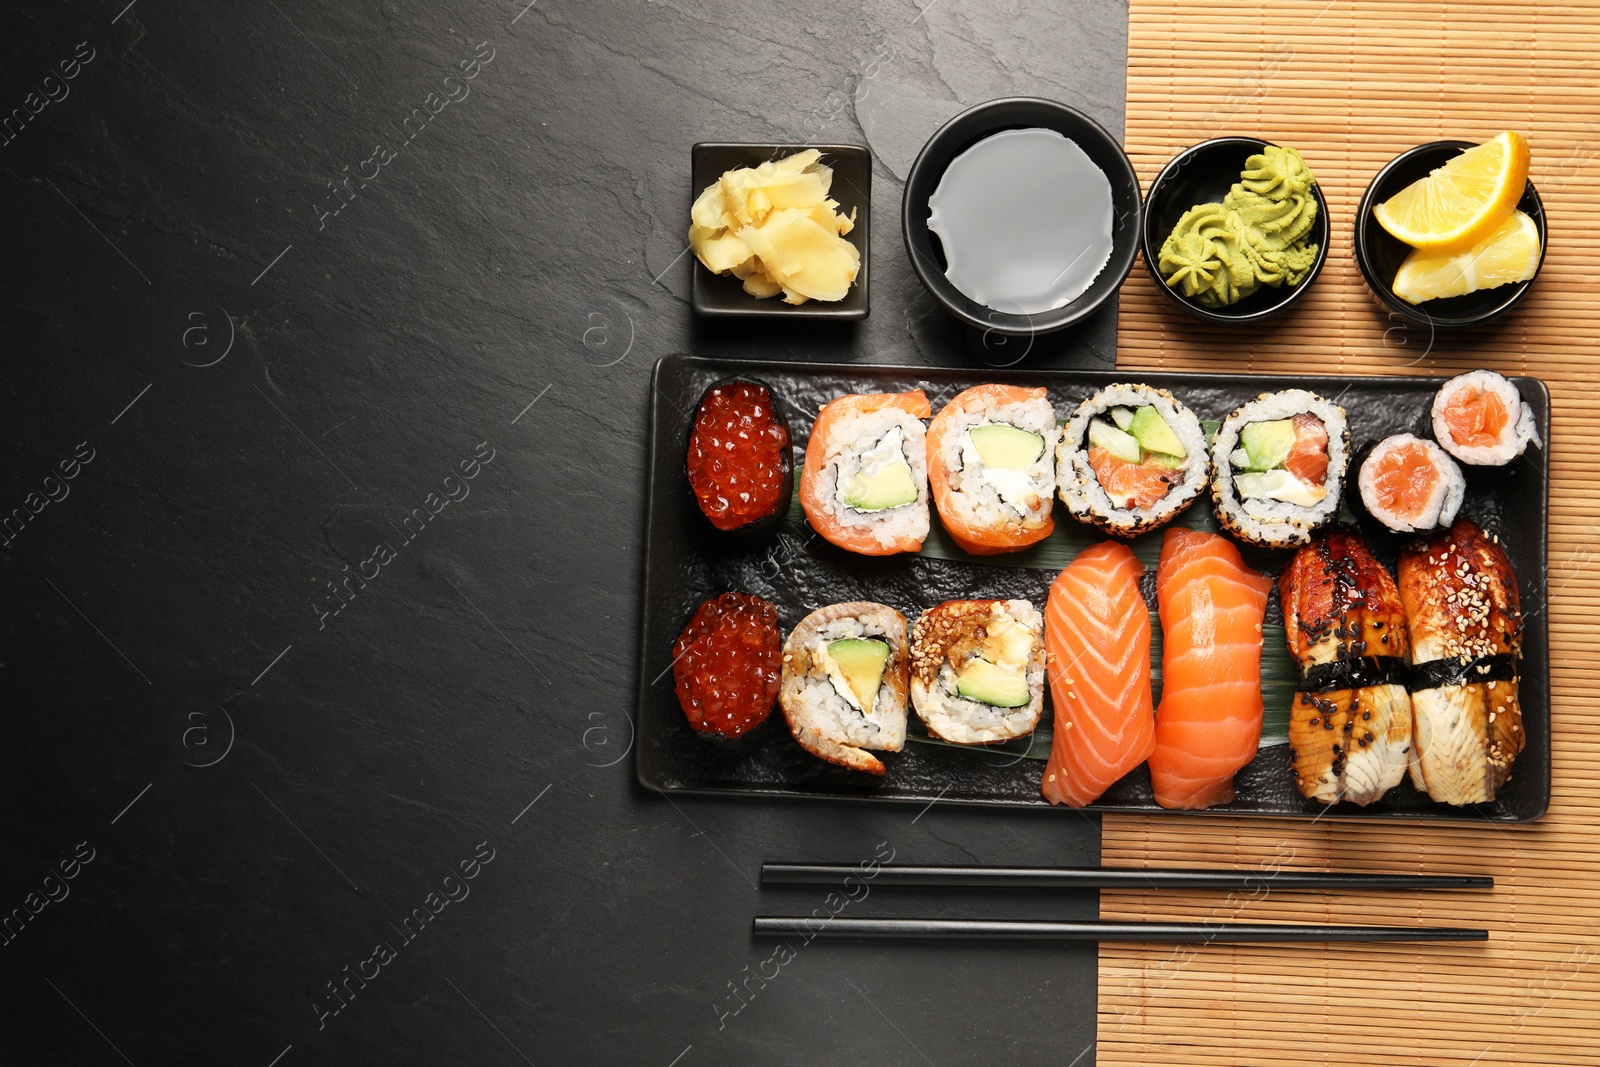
{"left": 1279, "top": 530, "right": 1412, "bottom": 806}
{"left": 1041, "top": 541, "right": 1156, "bottom": 807}
{"left": 1397, "top": 519, "right": 1524, "bottom": 805}
{"left": 926, "top": 384, "right": 1059, "bottom": 555}
{"left": 800, "top": 390, "right": 932, "bottom": 556}
{"left": 1147, "top": 527, "right": 1273, "bottom": 810}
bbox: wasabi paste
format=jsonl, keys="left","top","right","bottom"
{"left": 1158, "top": 146, "right": 1320, "bottom": 308}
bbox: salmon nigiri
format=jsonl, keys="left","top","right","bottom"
{"left": 1147, "top": 527, "right": 1273, "bottom": 810}
{"left": 926, "top": 384, "right": 1059, "bottom": 555}
{"left": 1041, "top": 541, "right": 1156, "bottom": 807}
{"left": 800, "top": 390, "right": 932, "bottom": 556}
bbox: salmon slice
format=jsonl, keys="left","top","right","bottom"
{"left": 1283, "top": 412, "right": 1330, "bottom": 487}
{"left": 1147, "top": 528, "right": 1273, "bottom": 810}
{"left": 1087, "top": 448, "right": 1181, "bottom": 510}
{"left": 799, "top": 390, "right": 932, "bottom": 556}
{"left": 1439, "top": 385, "right": 1511, "bottom": 450}
{"left": 1041, "top": 541, "right": 1156, "bottom": 807}
{"left": 927, "top": 383, "right": 1055, "bottom": 555}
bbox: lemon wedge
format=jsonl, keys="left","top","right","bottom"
{"left": 1373, "top": 131, "right": 1530, "bottom": 250}
{"left": 1390, "top": 209, "right": 1540, "bottom": 304}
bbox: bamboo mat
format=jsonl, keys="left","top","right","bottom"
{"left": 1105, "top": 2, "right": 1600, "bottom": 1064}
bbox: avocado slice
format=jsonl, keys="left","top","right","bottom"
{"left": 1127, "top": 406, "right": 1187, "bottom": 459}
{"left": 1143, "top": 451, "right": 1185, "bottom": 470}
{"left": 826, "top": 638, "right": 890, "bottom": 713}
{"left": 969, "top": 423, "right": 1044, "bottom": 469}
{"left": 1239, "top": 420, "right": 1296, "bottom": 471}
{"left": 840, "top": 429, "right": 917, "bottom": 512}
{"left": 1087, "top": 418, "right": 1141, "bottom": 463}
{"left": 955, "top": 658, "right": 1031, "bottom": 708}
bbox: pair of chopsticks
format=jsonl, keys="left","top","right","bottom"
{"left": 754, "top": 863, "right": 1492, "bottom": 943}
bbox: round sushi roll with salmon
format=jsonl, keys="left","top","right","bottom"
{"left": 1210, "top": 389, "right": 1349, "bottom": 548}
{"left": 927, "top": 384, "right": 1060, "bottom": 555}
{"left": 1056, "top": 384, "right": 1208, "bottom": 537}
{"left": 909, "top": 599, "right": 1046, "bottom": 745}
{"left": 780, "top": 602, "right": 909, "bottom": 776}
{"left": 1430, "top": 369, "right": 1542, "bottom": 466}
{"left": 800, "top": 390, "right": 932, "bottom": 556}
{"left": 1356, "top": 434, "right": 1465, "bottom": 534}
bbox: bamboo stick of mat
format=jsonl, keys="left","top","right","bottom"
{"left": 760, "top": 863, "right": 1493, "bottom": 891}
{"left": 752, "top": 917, "right": 1488, "bottom": 944}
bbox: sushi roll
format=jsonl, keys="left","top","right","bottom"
{"left": 910, "top": 599, "right": 1045, "bottom": 745}
{"left": 672, "top": 593, "right": 783, "bottom": 745}
{"left": 1430, "top": 369, "right": 1542, "bottom": 467}
{"left": 780, "top": 601, "right": 909, "bottom": 775}
{"left": 799, "top": 390, "right": 932, "bottom": 556}
{"left": 1056, "top": 384, "right": 1208, "bottom": 537}
{"left": 927, "top": 384, "right": 1060, "bottom": 555}
{"left": 1211, "top": 390, "right": 1349, "bottom": 548}
{"left": 685, "top": 376, "right": 792, "bottom": 538}
{"left": 1356, "top": 434, "right": 1465, "bottom": 534}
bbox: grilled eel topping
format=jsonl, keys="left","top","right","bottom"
{"left": 1279, "top": 529, "right": 1413, "bottom": 806}
{"left": 1397, "top": 518, "right": 1524, "bottom": 806}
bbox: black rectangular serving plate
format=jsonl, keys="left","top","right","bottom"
{"left": 636, "top": 355, "right": 1551, "bottom": 822}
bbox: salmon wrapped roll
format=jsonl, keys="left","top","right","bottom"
{"left": 800, "top": 390, "right": 931, "bottom": 556}
{"left": 927, "top": 384, "right": 1059, "bottom": 555}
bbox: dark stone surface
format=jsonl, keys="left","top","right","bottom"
{"left": 0, "top": 1, "right": 1121, "bottom": 1063}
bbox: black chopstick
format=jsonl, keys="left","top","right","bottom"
{"left": 752, "top": 917, "right": 1488, "bottom": 943}
{"left": 761, "top": 862, "right": 1493, "bottom": 892}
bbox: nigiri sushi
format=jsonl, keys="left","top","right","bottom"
{"left": 926, "top": 384, "right": 1059, "bottom": 554}
{"left": 1041, "top": 541, "right": 1156, "bottom": 807}
{"left": 1147, "top": 528, "right": 1273, "bottom": 810}
{"left": 1279, "top": 530, "right": 1412, "bottom": 806}
{"left": 1398, "top": 519, "right": 1525, "bottom": 805}
{"left": 800, "top": 390, "right": 932, "bottom": 556}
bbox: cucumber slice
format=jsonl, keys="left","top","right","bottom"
{"left": 1087, "top": 418, "right": 1141, "bottom": 464}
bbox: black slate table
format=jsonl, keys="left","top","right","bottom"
{"left": 2, "top": 2, "right": 1124, "bottom": 1062}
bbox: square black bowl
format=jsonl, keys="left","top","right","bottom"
{"left": 689, "top": 142, "right": 869, "bottom": 321}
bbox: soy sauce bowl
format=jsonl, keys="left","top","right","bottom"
{"left": 902, "top": 97, "right": 1141, "bottom": 340}
{"left": 1140, "top": 137, "right": 1330, "bottom": 324}
{"left": 1354, "top": 140, "right": 1547, "bottom": 330}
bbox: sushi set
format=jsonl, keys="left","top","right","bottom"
{"left": 636, "top": 356, "right": 1551, "bottom": 822}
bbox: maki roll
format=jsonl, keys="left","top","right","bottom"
{"left": 799, "top": 390, "right": 932, "bottom": 556}
{"left": 1356, "top": 434, "right": 1465, "bottom": 534}
{"left": 1397, "top": 520, "right": 1524, "bottom": 805}
{"left": 927, "top": 384, "right": 1060, "bottom": 555}
{"left": 672, "top": 593, "right": 782, "bottom": 744}
{"left": 1431, "top": 369, "right": 1542, "bottom": 467}
{"left": 780, "top": 602, "right": 909, "bottom": 775}
{"left": 910, "top": 599, "right": 1046, "bottom": 745}
{"left": 1056, "top": 384, "right": 1208, "bottom": 537}
{"left": 1211, "top": 390, "right": 1348, "bottom": 548}
{"left": 686, "top": 377, "right": 792, "bottom": 537}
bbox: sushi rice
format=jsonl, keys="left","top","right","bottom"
{"left": 1211, "top": 389, "right": 1350, "bottom": 549}
{"left": 1056, "top": 383, "right": 1209, "bottom": 537}
{"left": 1430, "top": 369, "right": 1542, "bottom": 466}
{"left": 780, "top": 601, "right": 909, "bottom": 775}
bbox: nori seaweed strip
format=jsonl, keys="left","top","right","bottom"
{"left": 1296, "top": 656, "right": 1409, "bottom": 693}
{"left": 1407, "top": 653, "right": 1520, "bottom": 693}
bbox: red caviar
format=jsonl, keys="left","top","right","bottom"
{"left": 672, "top": 593, "right": 781, "bottom": 739}
{"left": 687, "top": 382, "right": 790, "bottom": 531}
